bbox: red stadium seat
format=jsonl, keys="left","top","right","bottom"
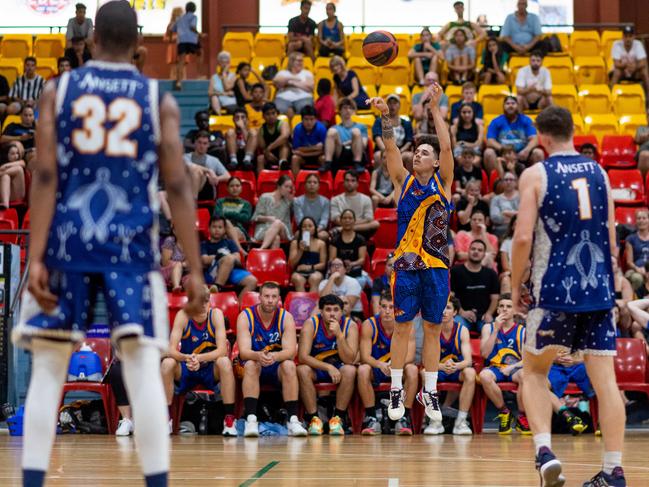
{"left": 0, "top": 208, "right": 18, "bottom": 230}
{"left": 615, "top": 206, "right": 644, "bottom": 226}
{"left": 246, "top": 248, "right": 290, "bottom": 286}
{"left": 195, "top": 208, "right": 211, "bottom": 240}
{"left": 360, "top": 292, "right": 370, "bottom": 319}
{"left": 371, "top": 208, "right": 398, "bottom": 249}
{"left": 294, "top": 170, "right": 333, "bottom": 198}
{"left": 614, "top": 338, "right": 649, "bottom": 399}
{"left": 257, "top": 170, "right": 294, "bottom": 197}
{"left": 333, "top": 169, "right": 370, "bottom": 195}
{"left": 167, "top": 292, "right": 188, "bottom": 325}
{"left": 600, "top": 135, "right": 636, "bottom": 169}
{"left": 608, "top": 169, "right": 645, "bottom": 206}
{"left": 573, "top": 134, "right": 600, "bottom": 162}
{"left": 210, "top": 291, "right": 239, "bottom": 334}
{"left": 284, "top": 291, "right": 319, "bottom": 328}
{"left": 489, "top": 169, "right": 499, "bottom": 192}
{"left": 370, "top": 247, "right": 392, "bottom": 280}
{"left": 0, "top": 219, "right": 17, "bottom": 244}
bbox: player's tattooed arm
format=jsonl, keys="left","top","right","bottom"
{"left": 381, "top": 114, "right": 394, "bottom": 140}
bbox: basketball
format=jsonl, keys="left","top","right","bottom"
{"left": 362, "top": 30, "right": 399, "bottom": 66}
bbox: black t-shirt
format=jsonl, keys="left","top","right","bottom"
{"left": 64, "top": 47, "right": 92, "bottom": 69}
{"left": 454, "top": 165, "right": 483, "bottom": 190}
{"left": 288, "top": 15, "right": 317, "bottom": 36}
{"left": 455, "top": 197, "right": 490, "bottom": 231}
{"left": 0, "top": 74, "right": 9, "bottom": 99}
{"left": 331, "top": 232, "right": 366, "bottom": 277}
{"left": 3, "top": 123, "right": 35, "bottom": 150}
{"left": 450, "top": 264, "right": 499, "bottom": 320}
{"left": 200, "top": 239, "right": 243, "bottom": 268}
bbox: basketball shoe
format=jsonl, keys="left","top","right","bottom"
{"left": 536, "top": 446, "right": 566, "bottom": 487}
{"left": 582, "top": 467, "right": 626, "bottom": 486}
{"left": 388, "top": 388, "right": 405, "bottom": 420}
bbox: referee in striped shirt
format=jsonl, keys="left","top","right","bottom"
{"left": 8, "top": 57, "right": 45, "bottom": 113}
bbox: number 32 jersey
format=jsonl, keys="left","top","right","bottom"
{"left": 530, "top": 153, "right": 614, "bottom": 313}
{"left": 47, "top": 61, "right": 161, "bottom": 273}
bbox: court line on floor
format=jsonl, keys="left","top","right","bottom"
{"left": 239, "top": 460, "right": 279, "bottom": 487}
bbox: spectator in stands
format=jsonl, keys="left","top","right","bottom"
{"left": 315, "top": 78, "right": 336, "bottom": 128}
{"left": 451, "top": 103, "right": 484, "bottom": 159}
{"left": 454, "top": 210, "right": 498, "bottom": 267}
{"left": 416, "top": 98, "right": 444, "bottom": 138}
{"left": 580, "top": 142, "right": 597, "bottom": 160}
{"left": 450, "top": 82, "right": 483, "bottom": 125}
{"left": 369, "top": 152, "right": 394, "bottom": 209}
{"left": 245, "top": 83, "right": 267, "bottom": 130}
{"left": 330, "top": 209, "right": 371, "bottom": 289}
{"left": 625, "top": 299, "right": 649, "bottom": 356}
{"left": 274, "top": 52, "right": 315, "bottom": 117}
{"left": 515, "top": 50, "right": 553, "bottom": 111}
{"left": 317, "top": 2, "right": 345, "bottom": 57}
{"left": 0, "top": 73, "right": 10, "bottom": 118}
{"left": 287, "top": 0, "right": 317, "bottom": 60}
{"left": 453, "top": 147, "right": 483, "bottom": 201}
{"left": 293, "top": 173, "right": 330, "bottom": 240}
{"left": 496, "top": 144, "right": 525, "bottom": 178}
{"left": 291, "top": 104, "right": 327, "bottom": 175}
{"left": 408, "top": 27, "right": 442, "bottom": 86}
{"left": 64, "top": 36, "right": 92, "bottom": 69}
{"left": 438, "top": 1, "right": 486, "bottom": 48}
{"left": 330, "top": 169, "right": 379, "bottom": 234}
{"left": 612, "top": 257, "right": 633, "bottom": 333}
{"left": 233, "top": 62, "right": 267, "bottom": 108}
{"left": 209, "top": 51, "right": 237, "bottom": 114}
{"left": 225, "top": 108, "right": 257, "bottom": 170}
{"left": 499, "top": 216, "right": 517, "bottom": 293}
{"left": 252, "top": 175, "right": 294, "bottom": 249}
{"left": 257, "top": 102, "right": 291, "bottom": 172}
{"left": 624, "top": 208, "right": 649, "bottom": 290}
{"left": 289, "top": 216, "right": 327, "bottom": 291}
{"left": 610, "top": 25, "right": 649, "bottom": 103}
{"left": 483, "top": 96, "right": 543, "bottom": 174}
{"left": 161, "top": 230, "right": 189, "bottom": 292}
{"left": 445, "top": 29, "right": 476, "bottom": 84}
{"left": 324, "top": 99, "right": 368, "bottom": 174}
{"left": 1, "top": 105, "right": 36, "bottom": 151}
{"left": 184, "top": 131, "right": 230, "bottom": 200}
{"left": 456, "top": 179, "right": 490, "bottom": 232}
{"left": 201, "top": 217, "right": 257, "bottom": 298}
{"left": 330, "top": 56, "right": 370, "bottom": 111}
{"left": 499, "top": 0, "right": 545, "bottom": 56}
{"left": 56, "top": 57, "right": 72, "bottom": 77}
{"left": 319, "top": 258, "right": 364, "bottom": 321}
{"left": 66, "top": 3, "right": 93, "bottom": 49}
{"left": 7, "top": 57, "right": 44, "bottom": 112}
{"left": 489, "top": 171, "right": 519, "bottom": 237}
{"left": 0, "top": 142, "right": 26, "bottom": 210}
{"left": 371, "top": 253, "right": 394, "bottom": 315}
{"left": 213, "top": 176, "right": 253, "bottom": 243}
{"left": 183, "top": 109, "right": 226, "bottom": 160}
{"left": 171, "top": 1, "right": 202, "bottom": 90}
{"left": 479, "top": 37, "right": 508, "bottom": 85}
{"left": 412, "top": 71, "right": 449, "bottom": 122}
{"left": 372, "top": 94, "right": 414, "bottom": 166}
{"left": 165, "top": 7, "right": 183, "bottom": 79}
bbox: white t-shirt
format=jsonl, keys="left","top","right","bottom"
{"left": 275, "top": 69, "right": 314, "bottom": 102}
{"left": 515, "top": 65, "right": 552, "bottom": 91}
{"left": 318, "top": 275, "right": 362, "bottom": 312}
{"left": 611, "top": 39, "right": 647, "bottom": 63}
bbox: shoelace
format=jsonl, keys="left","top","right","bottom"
{"left": 426, "top": 391, "right": 440, "bottom": 410}
{"left": 390, "top": 389, "right": 402, "bottom": 409}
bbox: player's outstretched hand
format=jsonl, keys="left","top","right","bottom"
{"left": 366, "top": 97, "right": 389, "bottom": 116}
{"left": 422, "top": 82, "right": 444, "bottom": 108}
{"left": 28, "top": 261, "right": 58, "bottom": 312}
{"left": 184, "top": 272, "right": 206, "bottom": 316}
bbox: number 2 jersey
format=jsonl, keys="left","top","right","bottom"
{"left": 530, "top": 153, "right": 614, "bottom": 312}
{"left": 47, "top": 62, "right": 161, "bottom": 273}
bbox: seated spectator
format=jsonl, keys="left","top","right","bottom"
{"left": 233, "top": 62, "right": 267, "bottom": 107}
{"left": 450, "top": 82, "right": 483, "bottom": 125}
{"left": 257, "top": 102, "right": 291, "bottom": 172}
{"left": 372, "top": 94, "right": 414, "bottom": 167}
{"left": 456, "top": 179, "right": 490, "bottom": 231}
{"left": 225, "top": 108, "right": 257, "bottom": 170}
{"left": 330, "top": 56, "right": 370, "bottom": 111}
{"left": 317, "top": 2, "right": 345, "bottom": 57}
{"left": 287, "top": 0, "right": 316, "bottom": 60}
{"left": 160, "top": 288, "right": 237, "bottom": 436}
{"left": 7, "top": 57, "right": 44, "bottom": 113}
{"left": 330, "top": 209, "right": 371, "bottom": 289}
{"left": 412, "top": 71, "right": 449, "bottom": 122}
{"left": 183, "top": 131, "right": 230, "bottom": 200}
{"left": 369, "top": 152, "right": 394, "bottom": 209}
{"left": 0, "top": 142, "right": 26, "bottom": 210}
{"left": 251, "top": 175, "right": 294, "bottom": 249}
{"left": 315, "top": 78, "right": 336, "bottom": 128}
{"left": 483, "top": 96, "right": 543, "bottom": 174}
{"left": 625, "top": 298, "right": 649, "bottom": 355}
{"left": 273, "top": 52, "right": 315, "bottom": 117}
{"left": 479, "top": 37, "right": 508, "bottom": 85}
{"left": 454, "top": 211, "right": 498, "bottom": 266}
{"left": 291, "top": 105, "right": 327, "bottom": 174}
{"left": 438, "top": 1, "right": 486, "bottom": 48}
{"left": 579, "top": 142, "right": 597, "bottom": 161}
{"left": 612, "top": 256, "right": 633, "bottom": 333}
{"left": 201, "top": 217, "right": 257, "bottom": 299}
{"left": 489, "top": 171, "right": 519, "bottom": 237}
{"left": 324, "top": 99, "right": 368, "bottom": 174}
{"left": 1, "top": 105, "right": 36, "bottom": 151}
{"left": 183, "top": 110, "right": 226, "bottom": 160}
{"left": 66, "top": 2, "right": 93, "bottom": 49}
{"left": 319, "top": 258, "right": 364, "bottom": 322}
{"left": 245, "top": 83, "right": 268, "bottom": 130}
{"left": 478, "top": 294, "right": 529, "bottom": 434}
{"left": 445, "top": 29, "right": 476, "bottom": 84}
{"left": 610, "top": 25, "right": 649, "bottom": 103}
{"left": 161, "top": 231, "right": 189, "bottom": 292}
{"left": 330, "top": 169, "right": 379, "bottom": 234}
{"left": 548, "top": 351, "right": 591, "bottom": 435}
{"left": 53, "top": 57, "right": 71, "bottom": 80}
{"left": 293, "top": 173, "right": 330, "bottom": 240}
{"left": 213, "top": 176, "right": 253, "bottom": 243}
{"left": 371, "top": 253, "right": 394, "bottom": 315}
{"left": 499, "top": 216, "right": 517, "bottom": 293}
{"left": 289, "top": 216, "right": 327, "bottom": 291}
{"left": 515, "top": 50, "right": 553, "bottom": 111}
{"left": 358, "top": 290, "right": 417, "bottom": 435}
{"left": 209, "top": 51, "right": 237, "bottom": 114}
{"left": 416, "top": 98, "right": 445, "bottom": 138}
{"left": 453, "top": 147, "right": 483, "bottom": 200}
{"left": 624, "top": 208, "right": 649, "bottom": 290}
{"left": 408, "top": 27, "right": 442, "bottom": 86}
{"left": 496, "top": 144, "right": 525, "bottom": 178}
{"left": 64, "top": 36, "right": 92, "bottom": 69}
{"left": 499, "top": 0, "right": 545, "bottom": 56}
{"left": 0, "top": 73, "right": 10, "bottom": 118}
{"left": 451, "top": 102, "right": 484, "bottom": 159}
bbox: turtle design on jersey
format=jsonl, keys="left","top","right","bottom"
{"left": 566, "top": 230, "right": 605, "bottom": 290}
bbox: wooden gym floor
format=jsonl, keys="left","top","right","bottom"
{"left": 1, "top": 432, "right": 648, "bottom": 486}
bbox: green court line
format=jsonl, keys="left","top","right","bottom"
{"left": 239, "top": 461, "right": 279, "bottom": 487}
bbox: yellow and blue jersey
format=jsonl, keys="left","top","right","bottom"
{"left": 368, "top": 314, "right": 392, "bottom": 363}
{"left": 485, "top": 323, "right": 525, "bottom": 368}
{"left": 243, "top": 305, "right": 286, "bottom": 353}
{"left": 179, "top": 312, "right": 217, "bottom": 357}
{"left": 440, "top": 322, "right": 465, "bottom": 364}
{"left": 309, "top": 314, "right": 354, "bottom": 363}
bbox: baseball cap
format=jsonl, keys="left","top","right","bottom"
{"left": 623, "top": 25, "right": 634, "bottom": 35}
{"left": 386, "top": 94, "right": 400, "bottom": 103}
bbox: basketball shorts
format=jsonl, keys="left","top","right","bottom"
{"left": 175, "top": 362, "right": 220, "bottom": 394}
{"left": 260, "top": 362, "right": 281, "bottom": 386}
{"left": 548, "top": 363, "right": 595, "bottom": 399}
{"left": 372, "top": 367, "right": 390, "bottom": 386}
{"left": 438, "top": 370, "right": 461, "bottom": 382}
{"left": 525, "top": 307, "right": 616, "bottom": 356}
{"left": 315, "top": 359, "right": 343, "bottom": 383}
{"left": 486, "top": 365, "right": 522, "bottom": 383}
{"left": 13, "top": 270, "right": 168, "bottom": 351}
{"left": 391, "top": 268, "right": 449, "bottom": 324}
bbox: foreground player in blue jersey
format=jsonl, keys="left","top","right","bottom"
{"left": 12, "top": 3, "right": 204, "bottom": 487}
{"left": 512, "top": 106, "right": 625, "bottom": 487}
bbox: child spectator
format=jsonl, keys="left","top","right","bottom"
{"left": 315, "top": 78, "right": 336, "bottom": 128}
{"left": 291, "top": 105, "right": 327, "bottom": 175}
{"left": 233, "top": 62, "right": 267, "bottom": 107}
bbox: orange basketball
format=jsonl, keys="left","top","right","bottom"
{"left": 362, "top": 30, "right": 399, "bottom": 66}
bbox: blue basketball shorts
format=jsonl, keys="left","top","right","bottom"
{"left": 260, "top": 362, "right": 281, "bottom": 386}
{"left": 315, "top": 359, "right": 343, "bottom": 383}
{"left": 438, "top": 370, "right": 461, "bottom": 382}
{"left": 525, "top": 307, "right": 616, "bottom": 356}
{"left": 486, "top": 365, "right": 522, "bottom": 383}
{"left": 548, "top": 363, "right": 595, "bottom": 398}
{"left": 13, "top": 269, "right": 169, "bottom": 351}
{"left": 391, "top": 267, "right": 449, "bottom": 324}
{"left": 372, "top": 367, "right": 390, "bottom": 386}
{"left": 175, "top": 362, "right": 220, "bottom": 394}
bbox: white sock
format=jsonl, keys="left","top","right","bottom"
{"left": 120, "top": 338, "right": 169, "bottom": 476}
{"left": 22, "top": 339, "right": 73, "bottom": 471}
{"left": 456, "top": 410, "right": 468, "bottom": 423}
{"left": 603, "top": 451, "right": 622, "bottom": 475}
{"left": 230, "top": 155, "right": 237, "bottom": 164}
{"left": 244, "top": 153, "right": 253, "bottom": 163}
{"left": 390, "top": 369, "right": 403, "bottom": 389}
{"left": 424, "top": 371, "right": 438, "bottom": 392}
{"left": 533, "top": 433, "right": 552, "bottom": 455}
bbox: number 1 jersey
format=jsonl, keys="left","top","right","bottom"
{"left": 47, "top": 61, "right": 161, "bottom": 273}
{"left": 530, "top": 153, "right": 614, "bottom": 312}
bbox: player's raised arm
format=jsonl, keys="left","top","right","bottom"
{"left": 427, "top": 82, "right": 454, "bottom": 195}
{"left": 367, "top": 97, "right": 408, "bottom": 189}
